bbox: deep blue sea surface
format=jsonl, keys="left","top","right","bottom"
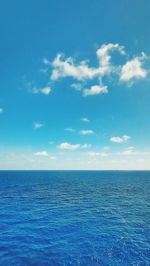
{"left": 0, "top": 170, "right": 150, "bottom": 265}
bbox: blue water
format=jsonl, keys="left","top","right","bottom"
{"left": 0, "top": 171, "right": 150, "bottom": 265}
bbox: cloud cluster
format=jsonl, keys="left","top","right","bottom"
{"left": 27, "top": 43, "right": 148, "bottom": 98}
{"left": 51, "top": 43, "right": 125, "bottom": 82}
{"left": 47, "top": 43, "right": 148, "bottom": 97}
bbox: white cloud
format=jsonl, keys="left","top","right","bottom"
{"left": 71, "top": 83, "right": 83, "bottom": 91}
{"left": 51, "top": 53, "right": 98, "bottom": 81}
{"left": 88, "top": 152, "right": 100, "bottom": 157}
{"left": 80, "top": 130, "right": 95, "bottom": 135}
{"left": 40, "top": 86, "right": 52, "bottom": 95}
{"left": 34, "top": 122, "right": 44, "bottom": 129}
{"left": 65, "top": 128, "right": 76, "bottom": 132}
{"left": 81, "top": 144, "right": 91, "bottom": 149}
{"left": 96, "top": 43, "right": 125, "bottom": 71}
{"left": 58, "top": 142, "right": 91, "bottom": 150}
{"left": 58, "top": 142, "right": 81, "bottom": 150}
{"left": 120, "top": 53, "right": 147, "bottom": 82}
{"left": 88, "top": 152, "right": 109, "bottom": 157}
{"left": 83, "top": 85, "right": 108, "bottom": 96}
{"left": 43, "top": 58, "right": 50, "bottom": 65}
{"left": 122, "top": 147, "right": 138, "bottom": 156}
{"left": 50, "top": 156, "right": 57, "bottom": 160}
{"left": 32, "top": 86, "right": 51, "bottom": 95}
{"left": 0, "top": 108, "right": 4, "bottom": 113}
{"left": 51, "top": 43, "right": 125, "bottom": 82}
{"left": 43, "top": 43, "right": 149, "bottom": 98}
{"left": 103, "top": 146, "right": 110, "bottom": 150}
{"left": 110, "top": 135, "right": 130, "bottom": 143}
{"left": 25, "top": 43, "right": 149, "bottom": 101}
{"left": 81, "top": 117, "right": 90, "bottom": 123}
{"left": 33, "top": 151, "right": 49, "bottom": 156}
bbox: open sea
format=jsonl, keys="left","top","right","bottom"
{"left": 0, "top": 170, "right": 149, "bottom": 266}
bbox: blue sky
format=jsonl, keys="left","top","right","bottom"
{"left": 0, "top": 0, "right": 150, "bottom": 169}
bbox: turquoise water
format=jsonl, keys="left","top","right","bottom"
{"left": 0, "top": 170, "right": 150, "bottom": 265}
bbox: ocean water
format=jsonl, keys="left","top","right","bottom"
{"left": 0, "top": 171, "right": 150, "bottom": 266}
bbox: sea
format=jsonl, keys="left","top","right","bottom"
{"left": 0, "top": 170, "right": 149, "bottom": 265}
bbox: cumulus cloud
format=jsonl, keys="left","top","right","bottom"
{"left": 38, "top": 43, "right": 149, "bottom": 98}
{"left": 96, "top": 43, "right": 125, "bottom": 71}
{"left": 81, "top": 117, "right": 90, "bottom": 122}
{"left": 34, "top": 122, "right": 44, "bottom": 129}
{"left": 110, "top": 135, "right": 130, "bottom": 143}
{"left": 83, "top": 85, "right": 108, "bottom": 96}
{"left": 0, "top": 108, "right": 4, "bottom": 113}
{"left": 58, "top": 142, "right": 81, "bottom": 150}
{"left": 80, "top": 130, "right": 95, "bottom": 135}
{"left": 51, "top": 53, "right": 98, "bottom": 81}
{"left": 51, "top": 43, "right": 125, "bottom": 82}
{"left": 33, "top": 151, "right": 49, "bottom": 156}
{"left": 120, "top": 53, "right": 147, "bottom": 82}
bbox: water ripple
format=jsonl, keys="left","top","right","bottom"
{"left": 0, "top": 170, "right": 149, "bottom": 265}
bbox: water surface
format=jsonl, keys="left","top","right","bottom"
{"left": 0, "top": 170, "right": 149, "bottom": 265}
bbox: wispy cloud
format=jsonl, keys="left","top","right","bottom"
{"left": 43, "top": 58, "right": 50, "bottom": 65}
{"left": 31, "top": 86, "right": 52, "bottom": 95}
{"left": 81, "top": 117, "right": 90, "bottom": 123}
{"left": 33, "top": 151, "right": 49, "bottom": 156}
{"left": 121, "top": 146, "right": 138, "bottom": 155}
{"left": 71, "top": 83, "right": 83, "bottom": 91}
{"left": 65, "top": 128, "right": 76, "bottom": 132}
{"left": 49, "top": 141, "right": 55, "bottom": 145}
{"left": 88, "top": 151, "right": 109, "bottom": 157}
{"left": 81, "top": 144, "right": 92, "bottom": 149}
{"left": 110, "top": 135, "right": 130, "bottom": 143}
{"left": 80, "top": 130, "right": 95, "bottom": 135}
{"left": 34, "top": 122, "right": 44, "bottom": 129}
{"left": 0, "top": 108, "right": 4, "bottom": 113}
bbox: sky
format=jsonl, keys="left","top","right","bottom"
{"left": 0, "top": 0, "right": 150, "bottom": 170}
